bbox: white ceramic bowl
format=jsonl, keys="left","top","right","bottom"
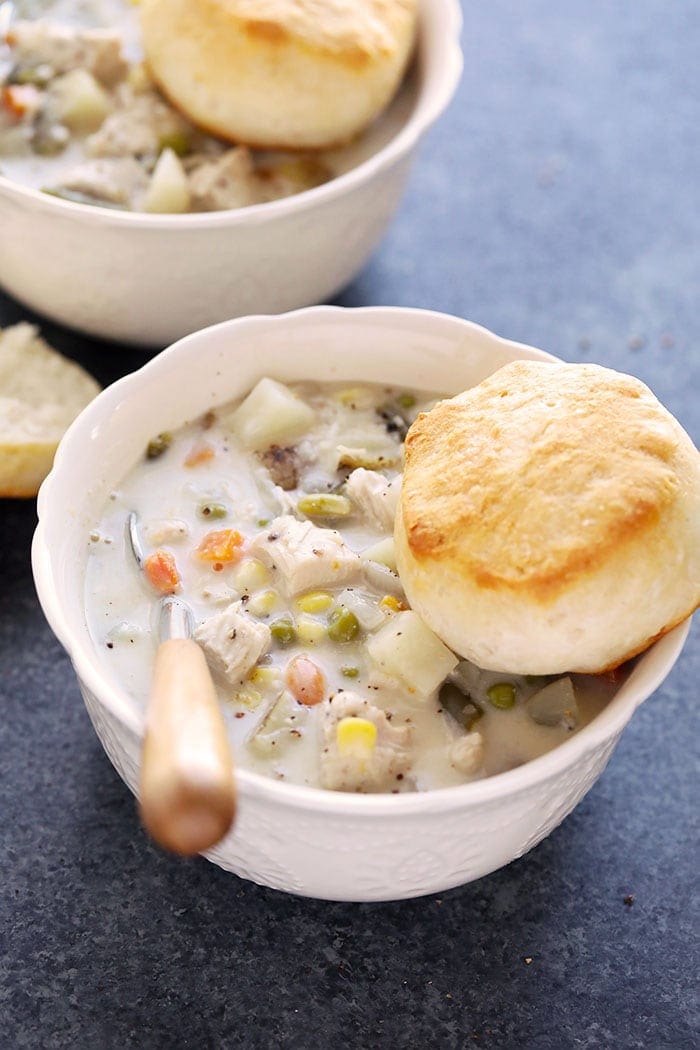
{"left": 0, "top": 1, "right": 462, "bottom": 348}
{"left": 32, "top": 307, "right": 691, "bottom": 901}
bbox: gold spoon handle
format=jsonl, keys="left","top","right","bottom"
{"left": 139, "top": 637, "right": 236, "bottom": 856}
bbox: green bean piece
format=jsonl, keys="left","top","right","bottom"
{"left": 146, "top": 432, "right": 172, "bottom": 459}
{"left": 270, "top": 618, "right": 297, "bottom": 646}
{"left": 327, "top": 607, "right": 360, "bottom": 643}
{"left": 33, "top": 126, "right": 70, "bottom": 156}
{"left": 439, "top": 682, "right": 484, "bottom": 729}
{"left": 487, "top": 682, "right": 517, "bottom": 710}
{"left": 198, "top": 501, "right": 227, "bottom": 519}
{"left": 297, "top": 493, "right": 352, "bottom": 519}
{"left": 463, "top": 701, "right": 484, "bottom": 730}
{"left": 10, "top": 63, "right": 52, "bottom": 86}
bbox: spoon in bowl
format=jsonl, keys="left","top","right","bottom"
{"left": 127, "top": 512, "right": 236, "bottom": 855}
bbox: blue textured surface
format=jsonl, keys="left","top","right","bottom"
{"left": 1, "top": 2, "right": 698, "bottom": 1047}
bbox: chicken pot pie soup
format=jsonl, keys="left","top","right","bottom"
{"left": 85, "top": 378, "right": 626, "bottom": 794}
{"left": 0, "top": 1, "right": 333, "bottom": 211}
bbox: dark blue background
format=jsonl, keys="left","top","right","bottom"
{"left": 2, "top": 2, "right": 698, "bottom": 1046}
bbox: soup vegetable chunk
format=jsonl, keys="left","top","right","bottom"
{"left": 0, "top": 1, "right": 331, "bottom": 211}
{"left": 85, "top": 379, "right": 624, "bottom": 793}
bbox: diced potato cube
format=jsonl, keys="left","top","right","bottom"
{"left": 224, "top": 377, "right": 316, "bottom": 452}
{"left": 361, "top": 537, "right": 397, "bottom": 572}
{"left": 144, "top": 148, "right": 191, "bottom": 214}
{"left": 366, "top": 610, "right": 458, "bottom": 697}
{"left": 52, "top": 69, "right": 112, "bottom": 133}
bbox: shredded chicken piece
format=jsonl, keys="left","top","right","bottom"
{"left": 344, "top": 467, "right": 400, "bottom": 531}
{"left": 7, "top": 22, "right": 127, "bottom": 86}
{"left": 248, "top": 515, "right": 360, "bottom": 597}
{"left": 194, "top": 600, "right": 271, "bottom": 685}
{"left": 46, "top": 157, "right": 146, "bottom": 205}
{"left": 87, "top": 86, "right": 191, "bottom": 159}
{"left": 319, "top": 691, "right": 413, "bottom": 793}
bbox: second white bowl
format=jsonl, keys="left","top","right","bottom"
{"left": 0, "top": 0, "right": 462, "bottom": 347}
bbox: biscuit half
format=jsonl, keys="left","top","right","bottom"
{"left": 140, "top": 0, "right": 418, "bottom": 150}
{"left": 0, "top": 324, "right": 101, "bottom": 498}
{"left": 395, "top": 360, "right": 700, "bottom": 674}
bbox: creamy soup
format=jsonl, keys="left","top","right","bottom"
{"left": 0, "top": 0, "right": 332, "bottom": 210}
{"left": 85, "top": 378, "right": 625, "bottom": 793}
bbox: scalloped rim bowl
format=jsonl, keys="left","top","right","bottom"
{"left": 32, "top": 307, "right": 691, "bottom": 900}
{"left": 0, "top": 0, "right": 463, "bottom": 346}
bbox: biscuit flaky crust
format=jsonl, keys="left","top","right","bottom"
{"left": 211, "top": 0, "right": 416, "bottom": 60}
{"left": 397, "top": 360, "right": 700, "bottom": 673}
{"left": 141, "top": 0, "right": 417, "bottom": 149}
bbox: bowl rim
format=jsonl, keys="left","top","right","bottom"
{"left": 32, "top": 305, "right": 692, "bottom": 818}
{"left": 0, "top": 0, "right": 463, "bottom": 228}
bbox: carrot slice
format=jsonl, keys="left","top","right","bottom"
{"left": 2, "top": 85, "right": 40, "bottom": 119}
{"left": 285, "top": 655, "right": 326, "bottom": 706}
{"left": 196, "top": 529, "right": 245, "bottom": 563}
{"left": 144, "top": 549, "right": 180, "bottom": 595}
{"left": 184, "top": 441, "right": 215, "bottom": 467}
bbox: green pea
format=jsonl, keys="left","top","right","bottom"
{"left": 270, "top": 618, "right": 297, "bottom": 646}
{"left": 146, "top": 432, "right": 172, "bottom": 459}
{"left": 341, "top": 666, "right": 360, "bottom": 678}
{"left": 487, "top": 682, "right": 517, "bottom": 710}
{"left": 397, "top": 392, "right": 416, "bottom": 410}
{"left": 198, "top": 501, "right": 227, "bottom": 519}
{"left": 327, "top": 607, "right": 360, "bottom": 643}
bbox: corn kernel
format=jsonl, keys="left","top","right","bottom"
{"left": 234, "top": 686, "right": 263, "bottom": 709}
{"left": 295, "top": 615, "right": 326, "bottom": 644}
{"left": 379, "top": 594, "right": 407, "bottom": 613}
{"left": 336, "top": 717, "right": 377, "bottom": 761}
{"left": 247, "top": 666, "right": 281, "bottom": 691}
{"left": 232, "top": 558, "right": 269, "bottom": 594}
{"left": 247, "top": 589, "right": 281, "bottom": 617}
{"left": 334, "top": 386, "right": 376, "bottom": 409}
{"left": 296, "top": 590, "right": 333, "bottom": 614}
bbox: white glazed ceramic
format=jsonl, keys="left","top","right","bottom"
{"left": 32, "top": 307, "right": 691, "bottom": 901}
{"left": 0, "top": 0, "right": 462, "bottom": 347}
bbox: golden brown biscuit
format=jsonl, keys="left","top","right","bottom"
{"left": 140, "top": 0, "right": 417, "bottom": 150}
{"left": 0, "top": 324, "right": 101, "bottom": 498}
{"left": 395, "top": 360, "right": 700, "bottom": 674}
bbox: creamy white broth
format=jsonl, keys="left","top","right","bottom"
{"left": 84, "top": 379, "right": 624, "bottom": 793}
